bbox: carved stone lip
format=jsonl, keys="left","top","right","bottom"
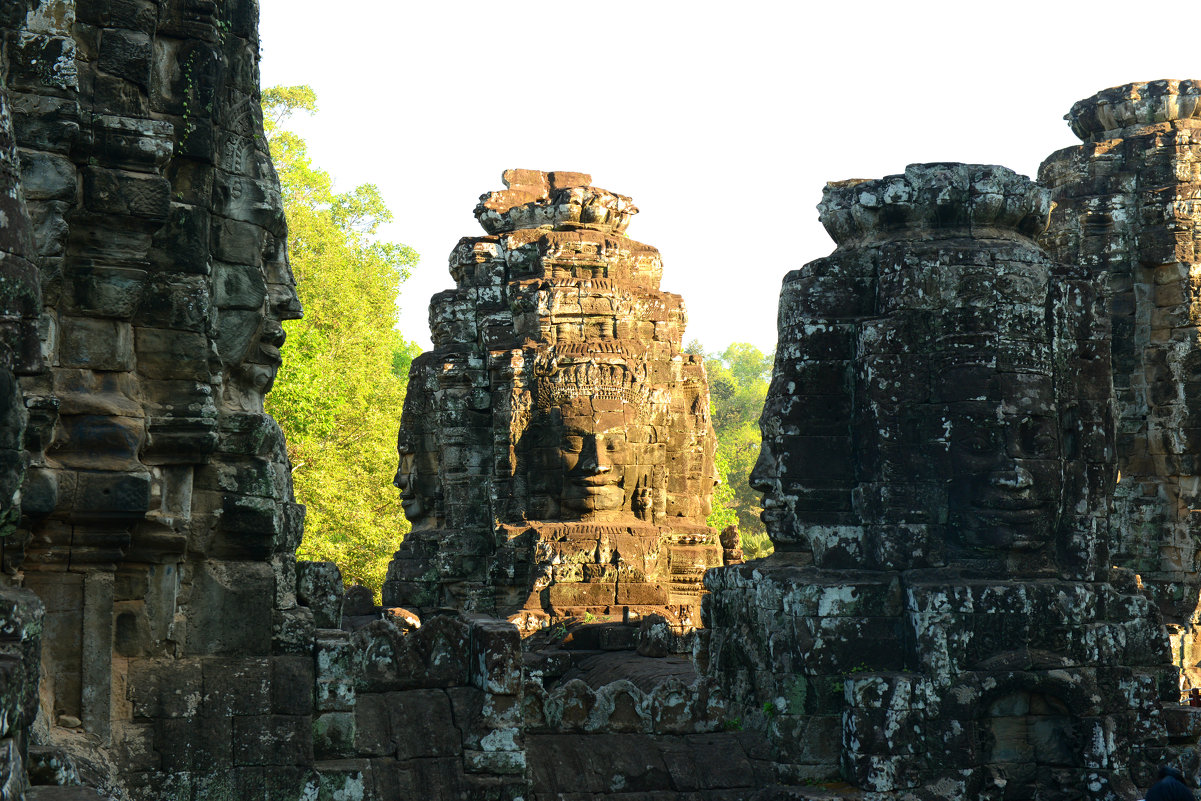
{"left": 569, "top": 477, "right": 621, "bottom": 490}
{"left": 971, "top": 504, "right": 1046, "bottom": 521}
{"left": 971, "top": 489, "right": 1047, "bottom": 509}
{"left": 258, "top": 341, "right": 282, "bottom": 366}
{"left": 759, "top": 508, "right": 787, "bottom": 527}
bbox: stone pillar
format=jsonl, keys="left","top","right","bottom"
{"left": 1040, "top": 79, "right": 1201, "bottom": 687}
{"left": 385, "top": 170, "right": 722, "bottom": 631}
{"left": 704, "top": 164, "right": 1177, "bottom": 798}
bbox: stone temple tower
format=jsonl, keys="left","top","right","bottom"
{"left": 384, "top": 170, "right": 722, "bottom": 630}
{"left": 1040, "top": 79, "right": 1201, "bottom": 687}
{"left": 703, "top": 164, "right": 1181, "bottom": 799}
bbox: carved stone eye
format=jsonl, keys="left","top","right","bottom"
{"left": 1019, "top": 418, "right": 1058, "bottom": 458}
{"left": 962, "top": 433, "right": 995, "bottom": 455}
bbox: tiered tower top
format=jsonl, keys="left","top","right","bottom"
{"left": 1066, "top": 79, "right": 1201, "bottom": 141}
{"left": 817, "top": 163, "right": 1052, "bottom": 246}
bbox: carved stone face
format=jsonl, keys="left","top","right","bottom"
{"left": 558, "top": 418, "right": 629, "bottom": 516}
{"left": 749, "top": 363, "right": 800, "bottom": 545}
{"left": 749, "top": 438, "right": 787, "bottom": 540}
{"left": 525, "top": 402, "right": 647, "bottom": 521}
{"left": 947, "top": 404, "right": 1062, "bottom": 552}
{"left": 394, "top": 443, "right": 440, "bottom": 529}
{"left": 393, "top": 375, "right": 439, "bottom": 530}
{"left": 394, "top": 446, "right": 422, "bottom": 521}
{"left": 219, "top": 187, "right": 299, "bottom": 414}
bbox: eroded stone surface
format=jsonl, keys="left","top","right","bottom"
{"left": 1, "top": 7, "right": 47, "bottom": 796}
{"left": 4, "top": 42, "right": 1201, "bottom": 801}
{"left": 385, "top": 170, "right": 722, "bottom": 630}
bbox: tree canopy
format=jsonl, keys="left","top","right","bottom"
{"left": 694, "top": 342, "right": 775, "bottom": 559}
{"left": 262, "top": 86, "right": 419, "bottom": 592}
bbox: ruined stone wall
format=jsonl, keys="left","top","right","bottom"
{"left": 0, "top": 4, "right": 746, "bottom": 797}
{"left": 386, "top": 170, "right": 722, "bottom": 631}
{"left": 1039, "top": 79, "right": 1201, "bottom": 687}
{"left": 281, "top": 573, "right": 771, "bottom": 801}
{"left": 4, "top": 21, "right": 1201, "bottom": 798}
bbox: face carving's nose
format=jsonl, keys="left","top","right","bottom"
{"left": 991, "top": 466, "right": 1034, "bottom": 491}
{"left": 749, "top": 444, "right": 775, "bottom": 493}
{"left": 578, "top": 436, "right": 607, "bottom": 474}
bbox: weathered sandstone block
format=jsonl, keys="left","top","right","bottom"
{"left": 2, "top": 0, "right": 309, "bottom": 797}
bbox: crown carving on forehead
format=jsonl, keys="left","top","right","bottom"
{"left": 532, "top": 348, "right": 652, "bottom": 414}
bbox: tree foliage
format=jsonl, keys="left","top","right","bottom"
{"left": 697, "top": 342, "right": 775, "bottom": 559}
{"left": 262, "top": 86, "right": 419, "bottom": 592}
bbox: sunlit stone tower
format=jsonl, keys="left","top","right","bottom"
{"left": 1041, "top": 79, "right": 1201, "bottom": 688}
{"left": 385, "top": 170, "right": 722, "bottom": 629}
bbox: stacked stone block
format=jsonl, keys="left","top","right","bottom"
{"left": 386, "top": 170, "right": 721, "bottom": 629}
{"left": 1040, "top": 79, "right": 1201, "bottom": 686}
{"left": 0, "top": 586, "right": 43, "bottom": 800}
{"left": 3, "top": 18, "right": 1201, "bottom": 796}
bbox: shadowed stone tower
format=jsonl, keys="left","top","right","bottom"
{"left": 1040, "top": 80, "right": 1201, "bottom": 688}
{"left": 704, "top": 164, "right": 1182, "bottom": 799}
{"left": 385, "top": 169, "right": 722, "bottom": 629}
{"left": 1, "top": 1, "right": 316, "bottom": 797}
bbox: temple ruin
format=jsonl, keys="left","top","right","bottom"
{"left": 3, "top": 1, "right": 1201, "bottom": 798}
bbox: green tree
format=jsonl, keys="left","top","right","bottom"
{"left": 695, "top": 342, "right": 775, "bottom": 559}
{"left": 262, "top": 86, "right": 419, "bottom": 593}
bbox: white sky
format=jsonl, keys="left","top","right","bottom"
{"left": 258, "top": 0, "right": 1200, "bottom": 354}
